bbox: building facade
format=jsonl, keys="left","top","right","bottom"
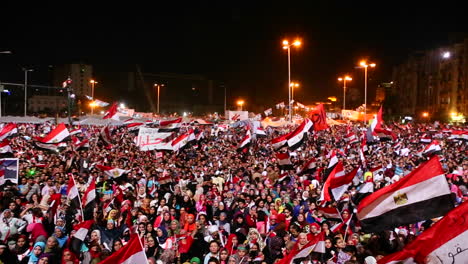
{"left": 392, "top": 39, "right": 468, "bottom": 121}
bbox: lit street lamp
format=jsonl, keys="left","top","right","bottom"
{"left": 290, "top": 82, "right": 299, "bottom": 103}
{"left": 282, "top": 39, "right": 301, "bottom": 122}
{"left": 358, "top": 60, "right": 376, "bottom": 123}
{"left": 89, "top": 80, "right": 98, "bottom": 115}
{"left": 237, "top": 99, "right": 245, "bottom": 111}
{"left": 338, "top": 75, "right": 352, "bottom": 110}
{"left": 154, "top": 83, "right": 165, "bottom": 114}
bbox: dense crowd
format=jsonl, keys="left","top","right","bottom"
{"left": 0, "top": 119, "right": 466, "bottom": 264}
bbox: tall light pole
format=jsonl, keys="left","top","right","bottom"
{"left": 224, "top": 85, "right": 227, "bottom": 118}
{"left": 23, "top": 68, "right": 33, "bottom": 116}
{"left": 358, "top": 60, "right": 376, "bottom": 123}
{"left": 154, "top": 83, "right": 164, "bottom": 114}
{"left": 90, "top": 79, "right": 98, "bottom": 115}
{"left": 282, "top": 39, "right": 301, "bottom": 123}
{"left": 0, "top": 51, "right": 12, "bottom": 117}
{"left": 290, "top": 82, "right": 299, "bottom": 103}
{"left": 338, "top": 76, "right": 352, "bottom": 111}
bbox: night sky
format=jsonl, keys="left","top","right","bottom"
{"left": 1, "top": 2, "right": 467, "bottom": 110}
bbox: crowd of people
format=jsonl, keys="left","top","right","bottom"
{"left": 0, "top": 118, "right": 466, "bottom": 264}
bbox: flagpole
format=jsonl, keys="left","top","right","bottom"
{"left": 71, "top": 174, "right": 85, "bottom": 221}
{"left": 343, "top": 213, "right": 353, "bottom": 242}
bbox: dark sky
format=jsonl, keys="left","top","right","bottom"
{"left": 1, "top": 2, "right": 467, "bottom": 108}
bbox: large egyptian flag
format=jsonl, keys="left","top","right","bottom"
{"left": 0, "top": 140, "right": 12, "bottom": 154}
{"left": 378, "top": 201, "right": 468, "bottom": 264}
{"left": 317, "top": 207, "right": 341, "bottom": 220}
{"left": 82, "top": 180, "right": 96, "bottom": 221}
{"left": 309, "top": 104, "right": 328, "bottom": 131}
{"left": 418, "top": 140, "right": 442, "bottom": 156}
{"left": 0, "top": 123, "right": 18, "bottom": 141}
{"left": 357, "top": 156, "right": 454, "bottom": 233}
{"left": 172, "top": 133, "right": 190, "bottom": 152}
{"left": 158, "top": 118, "right": 182, "bottom": 132}
{"left": 271, "top": 133, "right": 289, "bottom": 150}
{"left": 329, "top": 167, "right": 359, "bottom": 201}
{"left": 37, "top": 123, "right": 70, "bottom": 144}
{"left": 277, "top": 232, "right": 325, "bottom": 264}
{"left": 299, "top": 157, "right": 317, "bottom": 175}
{"left": 320, "top": 161, "right": 344, "bottom": 203}
{"left": 100, "top": 234, "right": 147, "bottom": 264}
{"left": 99, "top": 126, "right": 113, "bottom": 146}
{"left": 287, "top": 118, "right": 313, "bottom": 150}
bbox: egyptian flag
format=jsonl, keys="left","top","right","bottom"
{"left": 330, "top": 216, "right": 352, "bottom": 234}
{"left": 96, "top": 165, "right": 129, "bottom": 178}
{"left": 420, "top": 133, "right": 432, "bottom": 143}
{"left": 124, "top": 119, "right": 145, "bottom": 131}
{"left": 317, "top": 207, "right": 341, "bottom": 220}
{"left": 82, "top": 180, "right": 96, "bottom": 221}
{"left": 277, "top": 232, "right": 325, "bottom": 264}
{"left": 103, "top": 102, "right": 119, "bottom": 120}
{"left": 67, "top": 175, "right": 82, "bottom": 215}
{"left": 330, "top": 167, "right": 359, "bottom": 201}
{"left": 0, "top": 123, "right": 18, "bottom": 141}
{"left": 72, "top": 137, "right": 89, "bottom": 150}
{"left": 374, "top": 128, "right": 397, "bottom": 141}
{"left": 378, "top": 201, "right": 468, "bottom": 264}
{"left": 37, "top": 123, "right": 70, "bottom": 144}
{"left": 322, "top": 150, "right": 339, "bottom": 182}
{"left": 320, "top": 162, "right": 344, "bottom": 203}
{"left": 359, "top": 136, "right": 367, "bottom": 166}
{"left": 237, "top": 130, "right": 251, "bottom": 151}
{"left": 94, "top": 99, "right": 109, "bottom": 107}
{"left": 70, "top": 220, "right": 94, "bottom": 255}
{"left": 33, "top": 141, "right": 62, "bottom": 152}
{"left": 309, "top": 103, "right": 328, "bottom": 131}
{"left": 448, "top": 130, "right": 468, "bottom": 141}
{"left": 0, "top": 140, "right": 12, "bottom": 154}
{"left": 100, "top": 234, "right": 147, "bottom": 264}
{"left": 271, "top": 133, "right": 289, "bottom": 150}
{"left": 419, "top": 140, "right": 441, "bottom": 156}
{"left": 276, "top": 152, "right": 293, "bottom": 170}
{"left": 357, "top": 156, "right": 454, "bottom": 233}
{"left": 100, "top": 126, "right": 113, "bottom": 146}
{"left": 186, "top": 129, "right": 196, "bottom": 143}
{"left": 345, "top": 132, "right": 359, "bottom": 144}
{"left": 299, "top": 157, "right": 317, "bottom": 175}
{"left": 255, "top": 127, "right": 267, "bottom": 137}
{"left": 287, "top": 119, "right": 313, "bottom": 150}
{"left": 158, "top": 118, "right": 182, "bottom": 132}
{"left": 172, "top": 133, "right": 190, "bottom": 152}
{"left": 353, "top": 181, "right": 375, "bottom": 205}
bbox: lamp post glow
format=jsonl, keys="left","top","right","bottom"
{"left": 154, "top": 83, "right": 165, "bottom": 114}
{"left": 290, "top": 82, "right": 299, "bottom": 103}
{"left": 282, "top": 39, "right": 301, "bottom": 122}
{"left": 90, "top": 79, "right": 98, "bottom": 115}
{"left": 237, "top": 100, "right": 245, "bottom": 111}
{"left": 338, "top": 76, "right": 352, "bottom": 110}
{"left": 358, "top": 60, "right": 376, "bottom": 123}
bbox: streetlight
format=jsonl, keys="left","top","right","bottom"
{"left": 282, "top": 38, "right": 301, "bottom": 122}
{"left": 23, "top": 68, "right": 34, "bottom": 116}
{"left": 90, "top": 79, "right": 98, "bottom": 115}
{"left": 338, "top": 75, "right": 352, "bottom": 110}
{"left": 290, "top": 82, "right": 299, "bottom": 103}
{"left": 154, "top": 83, "right": 165, "bottom": 114}
{"left": 0, "top": 51, "right": 11, "bottom": 54}
{"left": 358, "top": 60, "right": 376, "bottom": 123}
{"left": 237, "top": 99, "right": 245, "bottom": 111}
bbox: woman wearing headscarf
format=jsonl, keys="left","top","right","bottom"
{"left": 245, "top": 228, "right": 265, "bottom": 252}
{"left": 52, "top": 226, "right": 68, "bottom": 248}
{"left": 145, "top": 235, "right": 158, "bottom": 258}
{"left": 167, "top": 220, "right": 181, "bottom": 237}
{"left": 22, "top": 241, "right": 45, "bottom": 264}
{"left": 0, "top": 243, "right": 18, "bottom": 264}
{"left": 43, "top": 236, "right": 61, "bottom": 264}
{"left": 224, "top": 234, "right": 239, "bottom": 255}
{"left": 61, "top": 249, "right": 79, "bottom": 264}
{"left": 26, "top": 223, "right": 48, "bottom": 244}
{"left": 13, "top": 235, "right": 30, "bottom": 262}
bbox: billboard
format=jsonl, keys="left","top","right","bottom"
{"left": 0, "top": 158, "right": 19, "bottom": 185}
{"left": 135, "top": 127, "right": 173, "bottom": 151}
